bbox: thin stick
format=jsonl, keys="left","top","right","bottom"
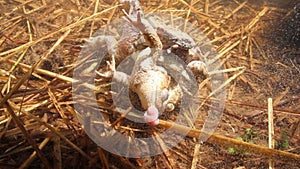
{"left": 6, "top": 59, "right": 73, "bottom": 81}
{"left": 273, "top": 87, "right": 290, "bottom": 107}
{"left": 232, "top": 0, "right": 256, "bottom": 13}
{"left": 245, "top": 7, "right": 269, "bottom": 31}
{"left": 209, "top": 35, "right": 247, "bottom": 65}
{"left": 47, "top": 88, "right": 75, "bottom": 131}
{"left": 110, "top": 106, "right": 132, "bottom": 127}
{"left": 177, "top": 0, "right": 210, "bottom": 20}
{"left": 208, "top": 66, "right": 245, "bottom": 75}
{"left": 249, "top": 34, "right": 254, "bottom": 70}
{"left": 153, "top": 131, "right": 177, "bottom": 168}
{"left": 53, "top": 136, "right": 62, "bottom": 169}
{"left": 19, "top": 137, "right": 51, "bottom": 169}
{"left": 268, "top": 98, "right": 275, "bottom": 169}
{"left": 3, "top": 122, "right": 41, "bottom": 137}
{"left": 225, "top": 100, "right": 300, "bottom": 117}
{"left": 97, "top": 147, "right": 109, "bottom": 169}
{"left": 208, "top": 67, "right": 245, "bottom": 99}
{"left": 224, "top": 0, "right": 247, "bottom": 19}
{"left": 191, "top": 143, "right": 201, "bottom": 169}
{"left": 89, "top": 0, "right": 100, "bottom": 37}
{"left": 204, "top": 0, "right": 209, "bottom": 14}
{"left": 252, "top": 37, "right": 267, "bottom": 60}
{"left": 6, "top": 59, "right": 104, "bottom": 91}
{"left": 158, "top": 120, "right": 300, "bottom": 161}
{"left": 183, "top": 0, "right": 192, "bottom": 32}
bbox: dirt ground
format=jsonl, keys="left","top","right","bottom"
{"left": 0, "top": 0, "right": 299, "bottom": 168}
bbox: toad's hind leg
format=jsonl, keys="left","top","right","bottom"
{"left": 87, "top": 36, "right": 130, "bottom": 84}
{"left": 84, "top": 35, "right": 117, "bottom": 55}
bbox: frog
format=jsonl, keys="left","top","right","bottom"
{"left": 90, "top": 0, "right": 208, "bottom": 125}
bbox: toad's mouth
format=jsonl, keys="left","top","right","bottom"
{"left": 144, "top": 105, "right": 159, "bottom": 126}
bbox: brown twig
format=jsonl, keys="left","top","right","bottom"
{"left": 19, "top": 137, "right": 51, "bottom": 169}
{"left": 53, "top": 136, "right": 62, "bottom": 169}
{"left": 97, "top": 147, "right": 109, "bottom": 169}
{"left": 110, "top": 106, "right": 132, "bottom": 127}
{"left": 267, "top": 98, "right": 275, "bottom": 169}
{"left": 158, "top": 120, "right": 300, "bottom": 161}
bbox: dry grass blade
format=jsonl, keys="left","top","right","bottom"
{"left": 224, "top": 0, "right": 248, "bottom": 19}
{"left": 190, "top": 143, "right": 201, "bottom": 169}
{"left": 0, "top": 5, "right": 120, "bottom": 59}
{"left": 6, "top": 59, "right": 73, "bottom": 83}
{"left": 0, "top": 29, "right": 70, "bottom": 108}
{"left": 177, "top": 0, "right": 211, "bottom": 20}
{"left": 0, "top": 95, "right": 51, "bottom": 169}
{"left": 21, "top": 109, "right": 91, "bottom": 160}
{"left": 3, "top": 121, "right": 40, "bottom": 138}
{"left": 268, "top": 98, "right": 275, "bottom": 169}
{"left": 0, "top": 144, "right": 31, "bottom": 159}
{"left": 249, "top": 34, "right": 254, "bottom": 70}
{"left": 19, "top": 137, "right": 51, "bottom": 169}
{"left": 47, "top": 88, "right": 75, "bottom": 131}
{"left": 251, "top": 37, "right": 267, "bottom": 60}
{"left": 0, "top": 115, "right": 12, "bottom": 140}
{"left": 89, "top": 0, "right": 100, "bottom": 37}
{"left": 97, "top": 147, "right": 109, "bottom": 169}
{"left": 208, "top": 67, "right": 245, "bottom": 99}
{"left": 53, "top": 136, "right": 62, "bottom": 169}
{"left": 273, "top": 87, "right": 290, "bottom": 107}
{"left": 159, "top": 120, "right": 300, "bottom": 161}
{"left": 153, "top": 131, "right": 179, "bottom": 169}
{"left": 245, "top": 7, "right": 269, "bottom": 31}
{"left": 111, "top": 154, "right": 139, "bottom": 169}
{"left": 204, "top": 0, "right": 209, "bottom": 14}
{"left": 110, "top": 106, "right": 132, "bottom": 127}
{"left": 212, "top": 36, "right": 247, "bottom": 64}
{"left": 226, "top": 100, "right": 300, "bottom": 117}
{"left": 208, "top": 66, "right": 245, "bottom": 75}
{"left": 6, "top": 59, "right": 96, "bottom": 90}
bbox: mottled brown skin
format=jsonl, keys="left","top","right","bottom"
{"left": 119, "top": 0, "right": 169, "bottom": 125}
{"left": 95, "top": 0, "right": 206, "bottom": 125}
{"left": 128, "top": 47, "right": 175, "bottom": 125}
{"left": 130, "top": 68, "right": 170, "bottom": 111}
{"left": 130, "top": 69, "right": 170, "bottom": 125}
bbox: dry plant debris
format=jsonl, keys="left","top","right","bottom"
{"left": 0, "top": 0, "right": 299, "bottom": 168}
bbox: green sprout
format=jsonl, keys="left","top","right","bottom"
{"left": 275, "top": 131, "right": 289, "bottom": 150}
{"left": 227, "top": 128, "right": 258, "bottom": 155}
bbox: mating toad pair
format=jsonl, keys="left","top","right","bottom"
{"left": 89, "top": 0, "right": 208, "bottom": 125}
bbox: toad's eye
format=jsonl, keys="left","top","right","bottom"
{"left": 161, "top": 89, "right": 169, "bottom": 101}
